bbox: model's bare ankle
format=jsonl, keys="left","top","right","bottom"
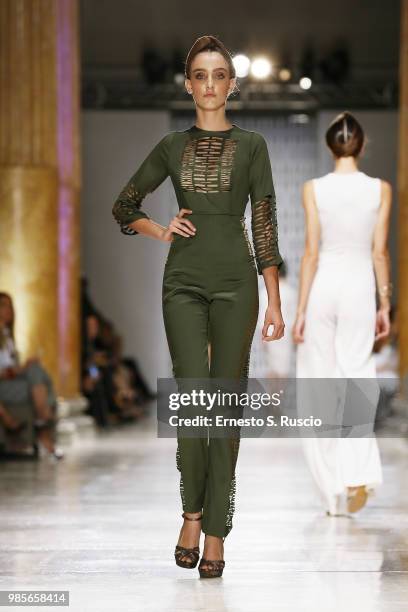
{"left": 203, "top": 534, "right": 224, "bottom": 561}
{"left": 177, "top": 511, "right": 202, "bottom": 555}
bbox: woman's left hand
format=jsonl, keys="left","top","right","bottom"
{"left": 262, "top": 306, "right": 285, "bottom": 341}
{"left": 292, "top": 312, "right": 306, "bottom": 344}
{"left": 375, "top": 307, "right": 391, "bottom": 341}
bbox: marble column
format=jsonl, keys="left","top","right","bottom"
{"left": 56, "top": 0, "right": 81, "bottom": 398}
{"left": 0, "top": 0, "right": 81, "bottom": 397}
{"left": 398, "top": 0, "right": 408, "bottom": 394}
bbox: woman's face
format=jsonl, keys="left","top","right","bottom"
{"left": 185, "top": 51, "right": 235, "bottom": 111}
{"left": 0, "top": 297, "right": 13, "bottom": 325}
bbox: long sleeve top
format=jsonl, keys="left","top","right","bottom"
{"left": 112, "top": 123, "right": 283, "bottom": 274}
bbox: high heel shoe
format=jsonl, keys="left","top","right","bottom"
{"left": 198, "top": 536, "right": 225, "bottom": 578}
{"left": 347, "top": 485, "right": 369, "bottom": 513}
{"left": 37, "top": 440, "right": 65, "bottom": 461}
{"left": 174, "top": 512, "right": 202, "bottom": 569}
{"left": 35, "top": 422, "right": 64, "bottom": 460}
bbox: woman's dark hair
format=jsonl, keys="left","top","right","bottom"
{"left": 0, "top": 292, "right": 15, "bottom": 348}
{"left": 325, "top": 111, "right": 365, "bottom": 158}
{"left": 184, "top": 35, "right": 237, "bottom": 87}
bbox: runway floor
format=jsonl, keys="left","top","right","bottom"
{"left": 1, "top": 405, "right": 407, "bottom": 612}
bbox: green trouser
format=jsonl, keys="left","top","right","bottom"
{"left": 162, "top": 213, "right": 259, "bottom": 538}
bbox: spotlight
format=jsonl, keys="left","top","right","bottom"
{"left": 233, "top": 54, "right": 250, "bottom": 78}
{"left": 250, "top": 57, "right": 272, "bottom": 79}
{"left": 299, "top": 76, "right": 312, "bottom": 90}
{"left": 279, "top": 68, "right": 292, "bottom": 82}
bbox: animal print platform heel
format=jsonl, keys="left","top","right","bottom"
{"left": 198, "top": 536, "right": 226, "bottom": 578}
{"left": 174, "top": 512, "right": 202, "bottom": 569}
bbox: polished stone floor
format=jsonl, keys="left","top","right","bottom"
{"left": 0, "top": 407, "right": 407, "bottom": 612}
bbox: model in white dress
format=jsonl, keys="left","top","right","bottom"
{"left": 295, "top": 170, "right": 387, "bottom": 515}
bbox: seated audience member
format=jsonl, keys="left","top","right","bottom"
{"left": 81, "top": 277, "right": 154, "bottom": 426}
{"left": 0, "top": 292, "right": 64, "bottom": 459}
{"left": 86, "top": 314, "right": 145, "bottom": 423}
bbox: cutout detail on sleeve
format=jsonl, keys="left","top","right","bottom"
{"left": 251, "top": 194, "right": 283, "bottom": 274}
{"left": 112, "top": 181, "right": 147, "bottom": 235}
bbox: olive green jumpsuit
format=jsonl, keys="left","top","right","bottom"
{"left": 112, "top": 123, "right": 283, "bottom": 538}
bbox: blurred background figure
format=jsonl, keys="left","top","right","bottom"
{"left": 293, "top": 112, "right": 392, "bottom": 517}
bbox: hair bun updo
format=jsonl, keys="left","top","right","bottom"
{"left": 325, "top": 111, "right": 365, "bottom": 158}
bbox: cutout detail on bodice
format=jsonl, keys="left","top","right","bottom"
{"left": 180, "top": 136, "right": 238, "bottom": 193}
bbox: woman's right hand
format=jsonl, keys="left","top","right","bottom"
{"left": 161, "top": 208, "right": 196, "bottom": 242}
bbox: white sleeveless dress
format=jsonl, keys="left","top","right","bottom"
{"left": 296, "top": 171, "right": 383, "bottom": 514}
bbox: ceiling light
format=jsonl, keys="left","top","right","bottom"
{"left": 250, "top": 57, "right": 272, "bottom": 79}
{"left": 299, "top": 76, "right": 312, "bottom": 90}
{"left": 233, "top": 54, "right": 250, "bottom": 78}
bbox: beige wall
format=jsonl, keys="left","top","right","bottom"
{"left": 81, "top": 111, "right": 173, "bottom": 389}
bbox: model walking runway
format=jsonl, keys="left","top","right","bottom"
{"left": 293, "top": 112, "right": 392, "bottom": 516}
{"left": 112, "top": 35, "right": 285, "bottom": 577}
